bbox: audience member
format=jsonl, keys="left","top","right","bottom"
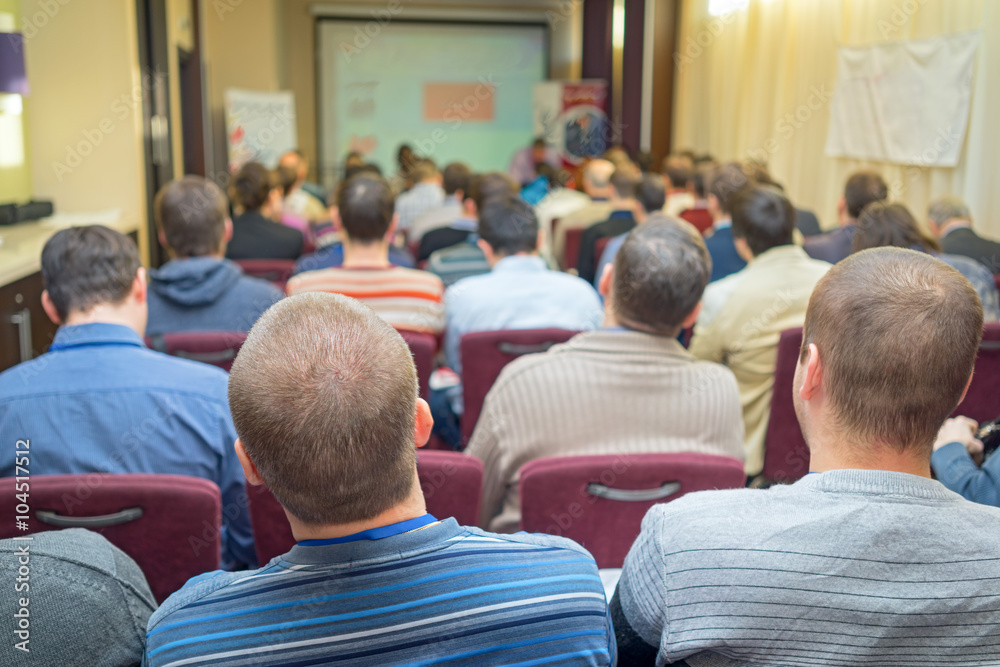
{"left": 0, "top": 529, "right": 156, "bottom": 666}
{"left": 508, "top": 136, "right": 563, "bottom": 185}
{"left": 577, "top": 164, "right": 642, "bottom": 283}
{"left": 661, "top": 154, "right": 696, "bottom": 217}
{"left": 690, "top": 185, "right": 831, "bottom": 476}
{"left": 274, "top": 163, "right": 312, "bottom": 238}
{"left": 702, "top": 162, "right": 752, "bottom": 281}
{"left": 468, "top": 219, "right": 744, "bottom": 532}
{"left": 286, "top": 174, "right": 444, "bottom": 334}
{"left": 592, "top": 175, "right": 669, "bottom": 286}
{"left": 395, "top": 158, "right": 445, "bottom": 233}
{"left": 147, "top": 176, "right": 283, "bottom": 335}
{"left": 417, "top": 171, "right": 518, "bottom": 262}
{"left": 436, "top": 196, "right": 603, "bottom": 448}
{"left": 933, "top": 416, "right": 1000, "bottom": 506}
{"left": 408, "top": 161, "right": 471, "bottom": 245}
{"left": 144, "top": 292, "right": 616, "bottom": 666}
{"left": 226, "top": 162, "right": 304, "bottom": 260}
{"left": 0, "top": 226, "right": 255, "bottom": 567}
{"left": 552, "top": 159, "right": 617, "bottom": 265}
{"left": 803, "top": 170, "right": 888, "bottom": 263}
{"left": 742, "top": 160, "right": 822, "bottom": 237}
{"left": 278, "top": 149, "right": 328, "bottom": 222}
{"left": 613, "top": 247, "right": 1000, "bottom": 665}
{"left": 388, "top": 143, "right": 417, "bottom": 196}
{"left": 677, "top": 160, "right": 715, "bottom": 234}
{"left": 929, "top": 195, "right": 1000, "bottom": 273}
{"left": 852, "top": 201, "right": 999, "bottom": 321}
{"left": 533, "top": 164, "right": 590, "bottom": 245}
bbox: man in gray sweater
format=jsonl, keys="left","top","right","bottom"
{"left": 614, "top": 247, "right": 1000, "bottom": 666}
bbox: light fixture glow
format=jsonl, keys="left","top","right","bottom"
{"left": 612, "top": 2, "right": 626, "bottom": 49}
{"left": 708, "top": 0, "right": 749, "bottom": 17}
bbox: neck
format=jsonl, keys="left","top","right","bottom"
{"left": 938, "top": 219, "right": 971, "bottom": 237}
{"left": 342, "top": 238, "right": 391, "bottom": 268}
{"left": 805, "top": 423, "right": 932, "bottom": 478}
{"left": 841, "top": 215, "right": 857, "bottom": 228}
{"left": 288, "top": 478, "right": 428, "bottom": 542}
{"left": 64, "top": 307, "right": 143, "bottom": 337}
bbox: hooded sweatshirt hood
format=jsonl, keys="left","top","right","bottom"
{"left": 149, "top": 257, "right": 243, "bottom": 307}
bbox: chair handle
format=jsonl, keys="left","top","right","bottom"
{"left": 586, "top": 482, "right": 681, "bottom": 502}
{"left": 497, "top": 341, "right": 559, "bottom": 356}
{"left": 176, "top": 349, "right": 238, "bottom": 364}
{"left": 35, "top": 507, "right": 143, "bottom": 528}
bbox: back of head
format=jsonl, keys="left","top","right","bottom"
{"left": 610, "top": 164, "right": 641, "bottom": 200}
{"left": 232, "top": 162, "right": 275, "bottom": 212}
{"left": 843, "top": 171, "right": 889, "bottom": 219}
{"left": 582, "top": 159, "right": 615, "bottom": 192}
{"left": 928, "top": 196, "right": 972, "bottom": 227}
{"left": 730, "top": 185, "right": 795, "bottom": 256}
{"left": 478, "top": 195, "right": 539, "bottom": 257}
{"left": 337, "top": 174, "right": 394, "bottom": 243}
{"left": 612, "top": 216, "right": 711, "bottom": 337}
{"left": 603, "top": 145, "right": 632, "bottom": 168}
{"left": 467, "top": 171, "right": 518, "bottom": 212}
{"left": 276, "top": 164, "right": 299, "bottom": 197}
{"left": 397, "top": 143, "right": 414, "bottom": 169}
{"left": 154, "top": 176, "right": 229, "bottom": 258}
{"left": 228, "top": 292, "right": 418, "bottom": 525}
{"left": 707, "top": 161, "right": 752, "bottom": 214}
{"left": 41, "top": 225, "right": 141, "bottom": 321}
{"left": 854, "top": 202, "right": 939, "bottom": 254}
{"left": 344, "top": 163, "right": 382, "bottom": 181}
{"left": 661, "top": 154, "right": 694, "bottom": 189}
{"left": 442, "top": 162, "right": 471, "bottom": 196}
{"left": 692, "top": 161, "right": 717, "bottom": 199}
{"left": 410, "top": 158, "right": 438, "bottom": 183}
{"left": 801, "top": 247, "right": 983, "bottom": 452}
{"left": 636, "top": 174, "right": 667, "bottom": 213}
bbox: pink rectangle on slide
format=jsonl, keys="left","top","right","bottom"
{"left": 424, "top": 82, "right": 495, "bottom": 122}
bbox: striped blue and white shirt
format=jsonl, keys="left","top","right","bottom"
{"left": 144, "top": 517, "right": 616, "bottom": 666}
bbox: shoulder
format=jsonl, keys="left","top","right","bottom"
{"left": 235, "top": 274, "right": 285, "bottom": 300}
{"left": 460, "top": 525, "right": 600, "bottom": 562}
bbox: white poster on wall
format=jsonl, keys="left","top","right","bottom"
{"left": 825, "top": 31, "right": 979, "bottom": 167}
{"left": 224, "top": 89, "right": 298, "bottom": 172}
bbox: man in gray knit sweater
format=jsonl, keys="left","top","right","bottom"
{"left": 614, "top": 247, "right": 1000, "bottom": 666}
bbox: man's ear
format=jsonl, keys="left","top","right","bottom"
{"left": 681, "top": 302, "right": 702, "bottom": 330}
{"left": 734, "top": 236, "right": 754, "bottom": 263}
{"left": 464, "top": 199, "right": 477, "bottom": 218}
{"left": 957, "top": 370, "right": 974, "bottom": 405}
{"left": 799, "top": 343, "right": 823, "bottom": 401}
{"left": 331, "top": 207, "right": 343, "bottom": 233}
{"left": 157, "top": 228, "right": 168, "bottom": 250}
{"left": 386, "top": 213, "right": 399, "bottom": 240}
{"left": 476, "top": 238, "right": 496, "bottom": 265}
{"left": 535, "top": 228, "right": 545, "bottom": 252}
{"left": 41, "top": 290, "right": 62, "bottom": 326}
{"left": 235, "top": 439, "right": 265, "bottom": 485}
{"left": 223, "top": 218, "right": 234, "bottom": 244}
{"left": 598, "top": 263, "right": 614, "bottom": 298}
{"left": 414, "top": 398, "right": 433, "bottom": 449}
{"left": 132, "top": 268, "right": 148, "bottom": 306}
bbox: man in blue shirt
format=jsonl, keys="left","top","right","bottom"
{"left": 144, "top": 292, "right": 615, "bottom": 667}
{"left": 702, "top": 162, "right": 751, "bottom": 282}
{"left": 0, "top": 226, "right": 255, "bottom": 569}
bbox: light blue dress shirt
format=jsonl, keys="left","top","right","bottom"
{"left": 443, "top": 255, "right": 604, "bottom": 376}
{"left": 0, "top": 323, "right": 254, "bottom": 568}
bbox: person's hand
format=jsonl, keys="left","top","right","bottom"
{"left": 934, "top": 417, "right": 983, "bottom": 461}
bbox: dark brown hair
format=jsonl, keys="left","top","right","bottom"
{"left": 844, "top": 171, "right": 889, "bottom": 219}
{"left": 337, "top": 174, "right": 395, "bottom": 243}
{"left": 231, "top": 162, "right": 276, "bottom": 212}
{"left": 228, "top": 292, "right": 418, "bottom": 525}
{"left": 801, "top": 247, "right": 983, "bottom": 452}
{"left": 730, "top": 185, "right": 796, "bottom": 256}
{"left": 853, "top": 201, "right": 941, "bottom": 254}
{"left": 154, "top": 176, "right": 229, "bottom": 258}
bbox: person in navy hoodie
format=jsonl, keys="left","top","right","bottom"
{"left": 147, "top": 176, "right": 284, "bottom": 335}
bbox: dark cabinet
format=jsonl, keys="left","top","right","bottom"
{"left": 0, "top": 271, "right": 59, "bottom": 373}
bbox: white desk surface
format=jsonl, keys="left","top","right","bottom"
{"left": 0, "top": 210, "right": 137, "bottom": 287}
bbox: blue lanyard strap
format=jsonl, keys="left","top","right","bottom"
{"left": 297, "top": 514, "right": 438, "bottom": 546}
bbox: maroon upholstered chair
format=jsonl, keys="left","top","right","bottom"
{"left": 247, "top": 451, "right": 484, "bottom": 565}
{"left": 519, "top": 453, "right": 746, "bottom": 568}
{"left": 953, "top": 322, "right": 1000, "bottom": 423}
{"left": 397, "top": 330, "right": 436, "bottom": 399}
{"left": 563, "top": 227, "right": 585, "bottom": 271}
{"left": 0, "top": 474, "right": 221, "bottom": 603}
{"left": 233, "top": 258, "right": 296, "bottom": 292}
{"left": 761, "top": 327, "right": 809, "bottom": 483}
{"left": 593, "top": 235, "right": 612, "bottom": 268}
{"left": 460, "top": 328, "right": 578, "bottom": 445}
{"left": 679, "top": 208, "right": 714, "bottom": 236}
{"left": 993, "top": 274, "right": 1000, "bottom": 293}
{"left": 146, "top": 331, "right": 248, "bottom": 372}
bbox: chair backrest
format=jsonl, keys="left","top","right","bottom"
{"left": 460, "top": 328, "right": 578, "bottom": 444}
{"left": 247, "top": 450, "right": 484, "bottom": 565}
{"left": 519, "top": 453, "right": 745, "bottom": 568}
{"left": 146, "top": 331, "right": 248, "bottom": 372}
{"left": 762, "top": 327, "right": 809, "bottom": 483}
{"left": 679, "top": 208, "right": 714, "bottom": 235}
{"left": 397, "top": 330, "right": 436, "bottom": 399}
{"left": 954, "top": 322, "right": 1000, "bottom": 423}
{"left": 0, "top": 473, "right": 221, "bottom": 603}
{"left": 994, "top": 274, "right": 1000, "bottom": 293}
{"left": 234, "top": 258, "right": 296, "bottom": 291}
{"left": 563, "top": 228, "right": 584, "bottom": 271}
{"left": 594, "top": 235, "right": 612, "bottom": 269}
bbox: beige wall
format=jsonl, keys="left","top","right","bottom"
{"left": 20, "top": 0, "right": 148, "bottom": 259}
{"left": 0, "top": 0, "right": 31, "bottom": 203}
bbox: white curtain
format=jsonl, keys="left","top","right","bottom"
{"left": 672, "top": 0, "right": 1000, "bottom": 238}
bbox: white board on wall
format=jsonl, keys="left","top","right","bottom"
{"left": 825, "top": 31, "right": 979, "bottom": 168}
{"left": 224, "top": 89, "right": 298, "bottom": 172}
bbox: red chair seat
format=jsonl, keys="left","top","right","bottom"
{"left": 397, "top": 330, "right": 436, "bottom": 399}
{"left": 234, "top": 259, "right": 296, "bottom": 292}
{"left": 146, "top": 331, "right": 248, "bottom": 372}
{"left": 761, "top": 328, "right": 809, "bottom": 483}
{"left": 519, "top": 453, "right": 745, "bottom": 568}
{"left": 0, "top": 474, "right": 221, "bottom": 603}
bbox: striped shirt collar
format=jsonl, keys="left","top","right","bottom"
{"left": 284, "top": 517, "right": 464, "bottom": 565}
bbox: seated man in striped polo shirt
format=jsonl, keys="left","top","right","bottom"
{"left": 145, "top": 292, "right": 616, "bottom": 667}
{"left": 286, "top": 174, "right": 444, "bottom": 335}
{"left": 614, "top": 248, "right": 1000, "bottom": 666}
